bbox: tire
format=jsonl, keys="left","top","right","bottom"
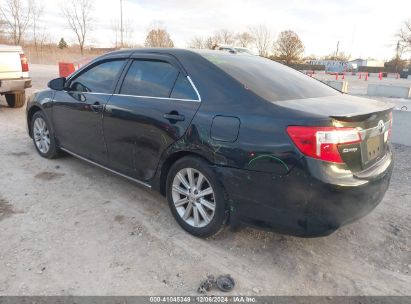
{"left": 166, "top": 156, "right": 228, "bottom": 238}
{"left": 5, "top": 92, "right": 25, "bottom": 108}
{"left": 31, "top": 111, "right": 60, "bottom": 159}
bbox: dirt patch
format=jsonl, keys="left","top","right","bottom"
{"left": 0, "top": 197, "right": 16, "bottom": 221}
{"left": 114, "top": 215, "right": 125, "bottom": 223}
{"left": 10, "top": 152, "right": 29, "bottom": 157}
{"left": 34, "top": 171, "right": 65, "bottom": 181}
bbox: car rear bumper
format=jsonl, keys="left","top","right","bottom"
{"left": 0, "top": 78, "right": 32, "bottom": 93}
{"left": 216, "top": 151, "right": 393, "bottom": 237}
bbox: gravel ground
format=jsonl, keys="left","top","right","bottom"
{"left": 0, "top": 64, "right": 410, "bottom": 296}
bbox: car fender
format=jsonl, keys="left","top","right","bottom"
{"left": 26, "top": 89, "right": 56, "bottom": 136}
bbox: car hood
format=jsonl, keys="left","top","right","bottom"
{"left": 274, "top": 94, "right": 394, "bottom": 118}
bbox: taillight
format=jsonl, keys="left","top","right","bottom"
{"left": 287, "top": 126, "right": 361, "bottom": 163}
{"left": 20, "top": 54, "right": 29, "bottom": 72}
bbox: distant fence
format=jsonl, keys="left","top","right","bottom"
{"left": 286, "top": 64, "right": 325, "bottom": 71}
{"left": 358, "top": 66, "right": 385, "bottom": 73}
{"left": 358, "top": 66, "right": 401, "bottom": 73}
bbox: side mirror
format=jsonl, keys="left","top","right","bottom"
{"left": 48, "top": 77, "right": 66, "bottom": 91}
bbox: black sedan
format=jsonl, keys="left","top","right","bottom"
{"left": 26, "top": 49, "right": 394, "bottom": 238}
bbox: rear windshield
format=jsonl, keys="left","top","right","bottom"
{"left": 200, "top": 52, "right": 339, "bottom": 101}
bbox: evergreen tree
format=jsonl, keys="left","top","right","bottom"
{"left": 58, "top": 37, "right": 68, "bottom": 49}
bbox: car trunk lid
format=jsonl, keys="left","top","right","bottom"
{"left": 279, "top": 94, "right": 394, "bottom": 173}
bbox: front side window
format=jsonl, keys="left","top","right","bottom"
{"left": 69, "top": 60, "right": 125, "bottom": 94}
{"left": 120, "top": 60, "right": 179, "bottom": 98}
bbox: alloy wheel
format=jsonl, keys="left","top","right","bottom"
{"left": 33, "top": 117, "right": 50, "bottom": 154}
{"left": 171, "top": 168, "right": 216, "bottom": 228}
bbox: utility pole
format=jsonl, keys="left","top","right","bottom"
{"left": 395, "top": 40, "right": 400, "bottom": 73}
{"left": 335, "top": 41, "right": 339, "bottom": 59}
{"left": 120, "top": 0, "right": 123, "bottom": 48}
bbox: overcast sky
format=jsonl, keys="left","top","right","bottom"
{"left": 42, "top": 0, "right": 410, "bottom": 60}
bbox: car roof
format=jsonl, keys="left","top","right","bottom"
{"left": 101, "top": 47, "right": 239, "bottom": 59}
{"left": 101, "top": 48, "right": 191, "bottom": 57}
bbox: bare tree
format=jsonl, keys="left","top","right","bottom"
{"left": 61, "top": 0, "right": 94, "bottom": 55}
{"left": 189, "top": 31, "right": 236, "bottom": 50}
{"left": 111, "top": 20, "right": 120, "bottom": 48}
{"left": 38, "top": 25, "right": 51, "bottom": 49}
{"left": 274, "top": 30, "right": 305, "bottom": 64}
{"left": 122, "top": 20, "right": 136, "bottom": 47}
{"left": 144, "top": 22, "right": 174, "bottom": 48}
{"left": 0, "top": 0, "right": 32, "bottom": 45}
{"left": 384, "top": 40, "right": 407, "bottom": 73}
{"left": 322, "top": 52, "right": 350, "bottom": 61}
{"left": 0, "top": 18, "right": 7, "bottom": 43}
{"left": 249, "top": 24, "right": 273, "bottom": 57}
{"left": 304, "top": 54, "right": 318, "bottom": 61}
{"left": 111, "top": 18, "right": 135, "bottom": 48}
{"left": 188, "top": 36, "right": 206, "bottom": 49}
{"left": 398, "top": 19, "right": 411, "bottom": 52}
{"left": 188, "top": 34, "right": 222, "bottom": 50}
{"left": 33, "top": 25, "right": 51, "bottom": 61}
{"left": 204, "top": 36, "right": 216, "bottom": 49}
{"left": 214, "top": 29, "right": 235, "bottom": 45}
{"left": 31, "top": 0, "right": 44, "bottom": 53}
{"left": 235, "top": 32, "right": 254, "bottom": 47}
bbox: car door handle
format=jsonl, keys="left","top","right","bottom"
{"left": 163, "top": 113, "right": 185, "bottom": 122}
{"left": 91, "top": 102, "right": 104, "bottom": 111}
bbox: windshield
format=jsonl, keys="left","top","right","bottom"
{"left": 200, "top": 52, "right": 339, "bottom": 101}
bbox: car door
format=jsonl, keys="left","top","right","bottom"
{"left": 103, "top": 54, "right": 201, "bottom": 181}
{"left": 52, "top": 59, "right": 127, "bottom": 165}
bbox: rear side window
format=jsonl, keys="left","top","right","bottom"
{"left": 201, "top": 52, "right": 339, "bottom": 101}
{"left": 170, "top": 73, "right": 198, "bottom": 100}
{"left": 120, "top": 60, "right": 179, "bottom": 97}
{"left": 69, "top": 60, "right": 125, "bottom": 94}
